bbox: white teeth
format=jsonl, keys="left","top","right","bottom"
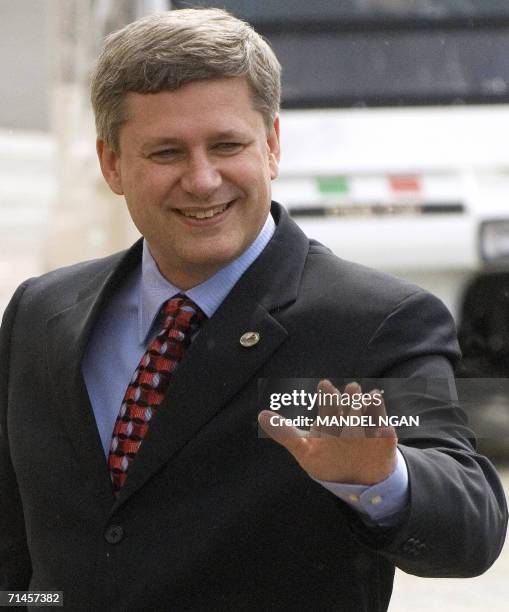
{"left": 181, "top": 203, "right": 229, "bottom": 219}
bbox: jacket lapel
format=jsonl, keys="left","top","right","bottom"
{"left": 113, "top": 204, "right": 310, "bottom": 507}
{"left": 45, "top": 242, "right": 143, "bottom": 506}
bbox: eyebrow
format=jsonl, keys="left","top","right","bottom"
{"left": 143, "top": 130, "right": 247, "bottom": 148}
{"left": 210, "top": 130, "right": 246, "bottom": 140}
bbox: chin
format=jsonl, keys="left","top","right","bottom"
{"left": 187, "top": 243, "right": 246, "bottom": 267}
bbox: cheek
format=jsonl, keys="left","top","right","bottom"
{"left": 123, "top": 167, "right": 172, "bottom": 204}
{"left": 231, "top": 153, "right": 272, "bottom": 192}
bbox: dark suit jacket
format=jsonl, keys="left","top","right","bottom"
{"left": 1, "top": 203, "right": 507, "bottom": 611}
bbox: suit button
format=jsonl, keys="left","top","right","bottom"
{"left": 104, "top": 525, "right": 124, "bottom": 544}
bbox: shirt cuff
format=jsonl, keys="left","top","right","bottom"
{"left": 312, "top": 447, "right": 409, "bottom": 527}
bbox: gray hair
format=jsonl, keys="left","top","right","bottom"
{"left": 90, "top": 8, "right": 281, "bottom": 153}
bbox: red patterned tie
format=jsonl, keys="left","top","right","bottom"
{"left": 108, "top": 295, "right": 205, "bottom": 494}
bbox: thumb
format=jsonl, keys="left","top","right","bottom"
{"left": 258, "top": 410, "right": 308, "bottom": 455}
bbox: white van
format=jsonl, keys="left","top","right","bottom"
{"left": 176, "top": 0, "right": 509, "bottom": 320}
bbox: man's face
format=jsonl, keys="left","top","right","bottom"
{"left": 98, "top": 77, "right": 280, "bottom": 289}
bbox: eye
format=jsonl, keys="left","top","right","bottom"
{"left": 213, "top": 142, "right": 243, "bottom": 154}
{"left": 150, "top": 148, "right": 182, "bottom": 161}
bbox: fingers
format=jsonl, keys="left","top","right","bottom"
{"left": 316, "top": 380, "right": 397, "bottom": 439}
{"left": 360, "top": 387, "right": 386, "bottom": 438}
{"left": 260, "top": 380, "right": 397, "bottom": 445}
{"left": 343, "top": 382, "right": 395, "bottom": 439}
{"left": 310, "top": 379, "right": 343, "bottom": 437}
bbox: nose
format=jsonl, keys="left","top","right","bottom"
{"left": 180, "top": 151, "right": 222, "bottom": 199}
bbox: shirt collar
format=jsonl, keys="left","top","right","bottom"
{"left": 138, "top": 212, "right": 276, "bottom": 343}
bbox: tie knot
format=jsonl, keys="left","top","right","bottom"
{"left": 160, "top": 295, "right": 205, "bottom": 332}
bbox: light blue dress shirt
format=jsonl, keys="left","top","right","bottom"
{"left": 82, "top": 212, "right": 408, "bottom": 525}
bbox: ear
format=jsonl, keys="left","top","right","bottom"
{"left": 96, "top": 139, "right": 124, "bottom": 195}
{"left": 267, "top": 116, "right": 281, "bottom": 180}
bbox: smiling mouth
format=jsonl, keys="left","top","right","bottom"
{"left": 177, "top": 201, "right": 233, "bottom": 220}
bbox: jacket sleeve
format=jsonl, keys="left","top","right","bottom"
{"left": 350, "top": 289, "right": 508, "bottom": 577}
{"left": 0, "top": 281, "right": 32, "bottom": 589}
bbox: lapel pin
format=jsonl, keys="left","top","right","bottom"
{"left": 240, "top": 331, "right": 260, "bottom": 347}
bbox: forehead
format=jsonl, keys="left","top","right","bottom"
{"left": 121, "top": 77, "right": 264, "bottom": 142}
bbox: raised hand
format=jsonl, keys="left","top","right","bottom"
{"left": 258, "top": 379, "right": 398, "bottom": 485}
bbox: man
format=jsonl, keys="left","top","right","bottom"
{"left": 0, "top": 8, "right": 506, "bottom": 611}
